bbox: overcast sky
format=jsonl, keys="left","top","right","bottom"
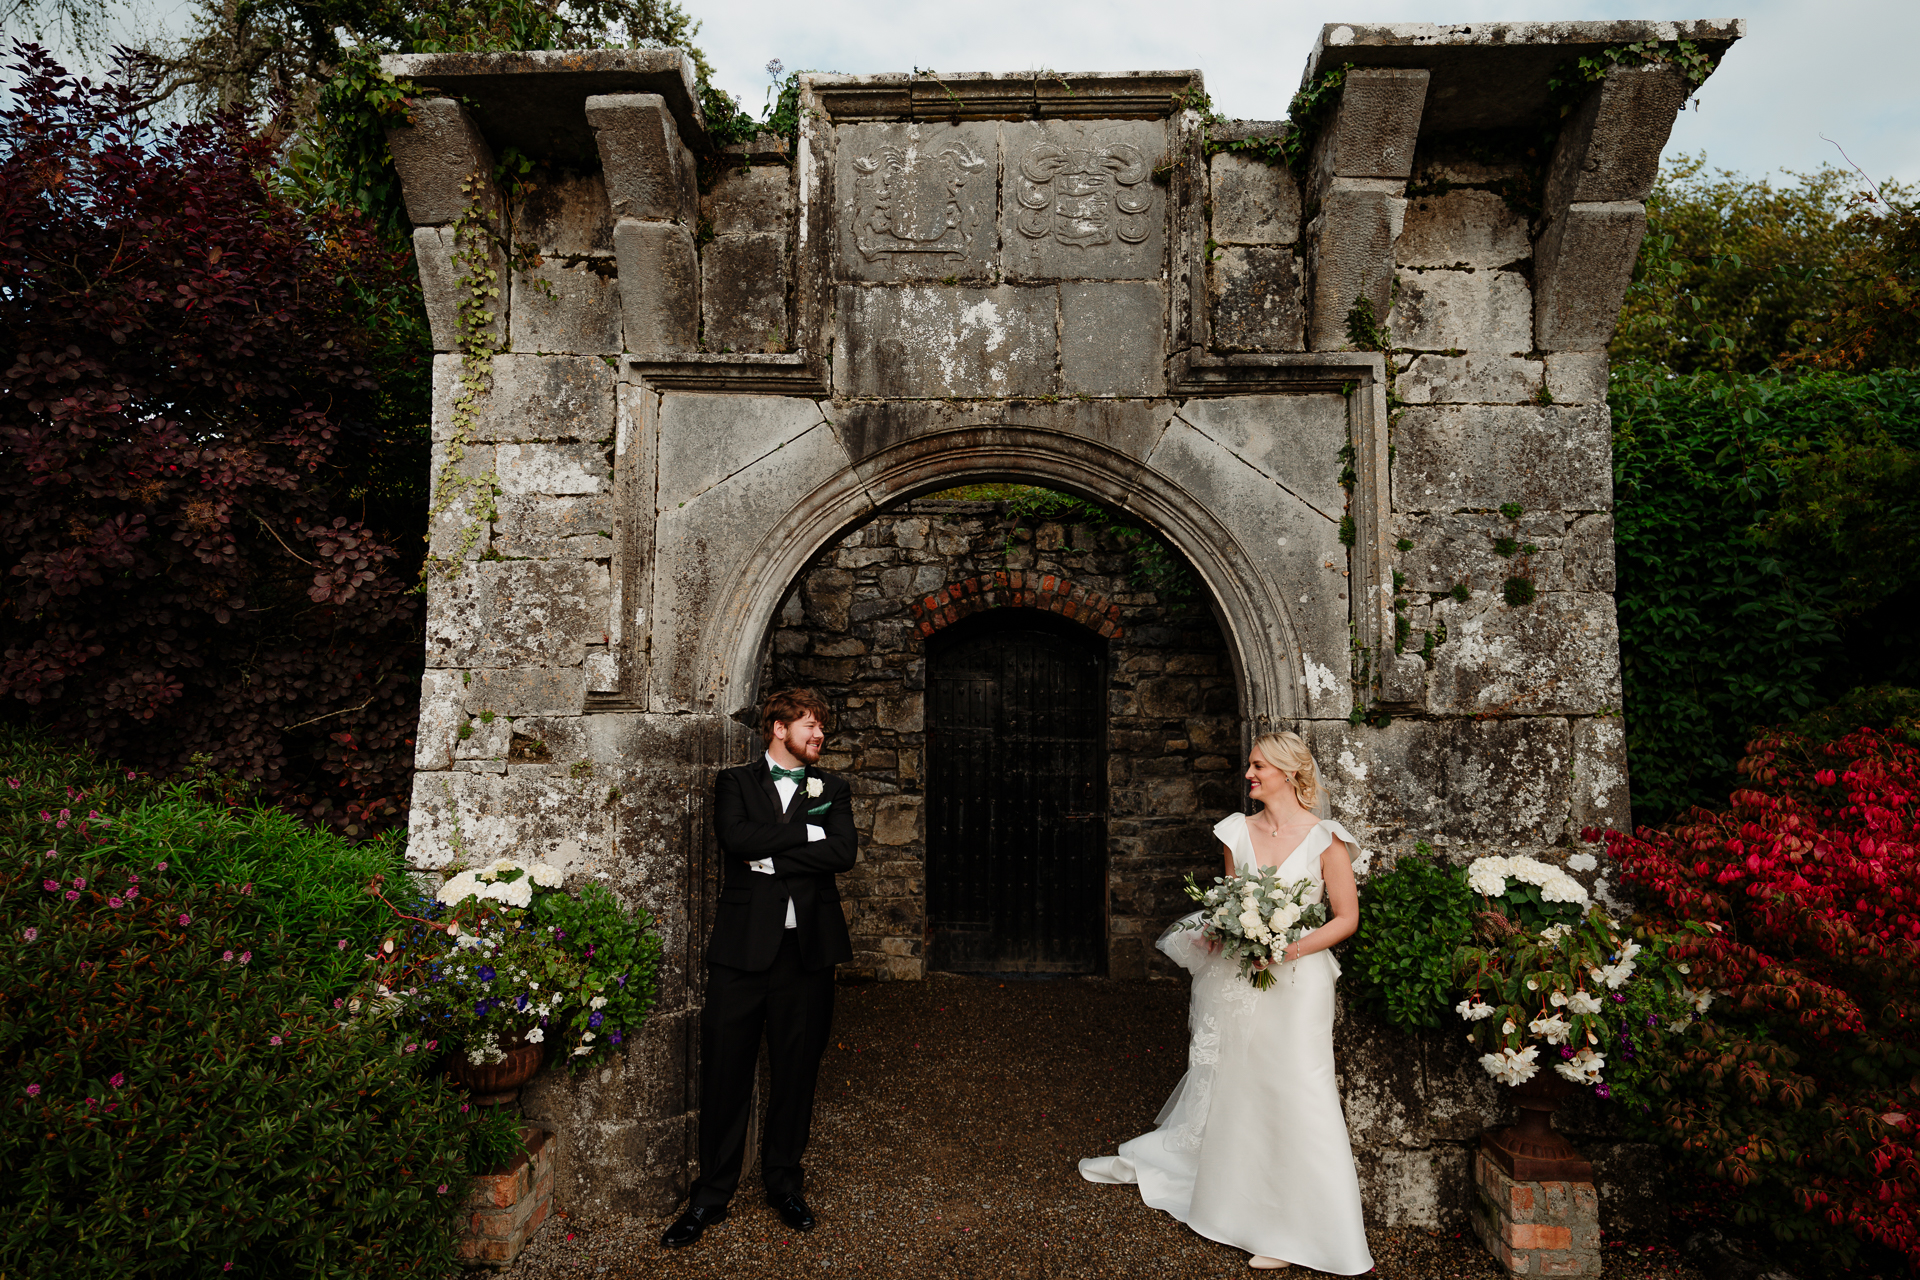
{"left": 19, "top": 0, "right": 1918, "bottom": 189}
{"left": 693, "top": 0, "right": 1917, "bottom": 189}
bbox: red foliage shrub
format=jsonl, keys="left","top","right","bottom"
{"left": 1603, "top": 724, "right": 1920, "bottom": 1270}
{"left": 0, "top": 45, "right": 427, "bottom": 834}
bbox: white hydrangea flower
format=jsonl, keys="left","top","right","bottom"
{"left": 1509, "top": 857, "right": 1558, "bottom": 888}
{"left": 1566, "top": 852, "right": 1598, "bottom": 872}
{"left": 483, "top": 878, "right": 533, "bottom": 909}
{"left": 1466, "top": 857, "right": 1510, "bottom": 897}
{"left": 1455, "top": 999, "right": 1497, "bottom": 1022}
{"left": 437, "top": 872, "right": 482, "bottom": 905}
{"left": 1567, "top": 990, "right": 1603, "bottom": 1015}
{"left": 490, "top": 857, "right": 521, "bottom": 875}
{"left": 1541, "top": 875, "right": 1591, "bottom": 905}
{"left": 529, "top": 863, "right": 564, "bottom": 889}
{"left": 1529, "top": 1014, "right": 1572, "bottom": 1045}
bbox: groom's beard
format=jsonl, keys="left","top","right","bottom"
{"left": 790, "top": 740, "right": 823, "bottom": 765}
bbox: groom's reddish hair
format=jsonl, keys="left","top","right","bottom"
{"left": 760, "top": 687, "right": 833, "bottom": 744}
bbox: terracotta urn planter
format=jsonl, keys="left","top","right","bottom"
{"left": 1481, "top": 1069, "right": 1594, "bottom": 1181}
{"left": 448, "top": 1041, "right": 544, "bottom": 1107}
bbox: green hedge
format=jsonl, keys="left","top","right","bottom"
{"left": 1611, "top": 366, "right": 1920, "bottom": 822}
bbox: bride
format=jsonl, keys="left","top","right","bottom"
{"left": 1080, "top": 731, "right": 1373, "bottom": 1274}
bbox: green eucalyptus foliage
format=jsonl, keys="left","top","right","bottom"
{"left": 1610, "top": 365, "right": 1920, "bottom": 822}
{"left": 1347, "top": 846, "right": 1473, "bottom": 1031}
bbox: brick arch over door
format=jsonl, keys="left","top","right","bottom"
{"left": 911, "top": 572, "right": 1126, "bottom": 641}
{"left": 655, "top": 417, "right": 1370, "bottom": 734}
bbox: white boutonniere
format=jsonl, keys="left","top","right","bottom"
{"left": 806, "top": 777, "right": 824, "bottom": 799}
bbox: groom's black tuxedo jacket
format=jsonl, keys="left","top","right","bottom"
{"left": 708, "top": 759, "right": 857, "bottom": 973}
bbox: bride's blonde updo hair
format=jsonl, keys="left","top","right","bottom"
{"left": 1252, "top": 731, "right": 1323, "bottom": 809}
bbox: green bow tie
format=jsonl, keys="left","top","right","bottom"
{"left": 770, "top": 764, "right": 808, "bottom": 784}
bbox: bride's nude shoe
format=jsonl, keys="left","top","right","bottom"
{"left": 1248, "top": 1258, "right": 1293, "bottom": 1271}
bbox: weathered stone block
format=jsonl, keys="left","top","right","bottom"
{"left": 871, "top": 796, "right": 922, "bottom": 846}
{"left": 1393, "top": 511, "right": 1569, "bottom": 595}
{"left": 1310, "top": 68, "right": 1429, "bottom": 187}
{"left": 1002, "top": 118, "right": 1166, "bottom": 282}
{"left": 1544, "top": 64, "right": 1692, "bottom": 211}
{"left": 512, "top": 171, "right": 616, "bottom": 256}
{"left": 494, "top": 494, "right": 613, "bottom": 558}
{"left": 1316, "top": 716, "right": 1575, "bottom": 846}
{"left": 1544, "top": 351, "right": 1609, "bottom": 404}
{"left": 612, "top": 219, "right": 699, "bottom": 353}
{"left": 649, "top": 423, "right": 853, "bottom": 712}
{"left": 510, "top": 258, "right": 621, "bottom": 355}
{"left": 453, "top": 711, "right": 512, "bottom": 764}
{"left": 1397, "top": 189, "right": 1530, "bottom": 268}
{"left": 827, "top": 398, "right": 1174, "bottom": 467}
{"left": 1175, "top": 394, "right": 1350, "bottom": 519}
{"left": 385, "top": 96, "right": 499, "bottom": 227}
{"left": 1395, "top": 354, "right": 1541, "bottom": 405}
{"left": 1534, "top": 202, "right": 1647, "bottom": 352}
{"left": 428, "top": 560, "right": 610, "bottom": 667}
{"left": 1210, "top": 152, "right": 1300, "bottom": 245}
{"left": 1389, "top": 269, "right": 1532, "bottom": 354}
{"left": 432, "top": 354, "right": 616, "bottom": 444}
{"left": 1306, "top": 178, "right": 1405, "bottom": 351}
{"left": 1392, "top": 405, "right": 1612, "bottom": 513}
{"left": 701, "top": 235, "right": 787, "bottom": 353}
{"left": 1209, "top": 246, "right": 1306, "bottom": 351}
{"left": 496, "top": 441, "right": 610, "bottom": 496}
{"left": 415, "top": 669, "right": 467, "bottom": 772}
{"left": 406, "top": 769, "right": 610, "bottom": 870}
{"left": 835, "top": 285, "right": 1057, "bottom": 399}
{"left": 1061, "top": 281, "right": 1164, "bottom": 396}
{"left": 455, "top": 668, "right": 587, "bottom": 720}
{"left": 413, "top": 224, "right": 505, "bottom": 353}
{"left": 1565, "top": 514, "right": 1616, "bottom": 593}
{"left": 426, "top": 438, "right": 494, "bottom": 560}
{"left": 584, "top": 649, "right": 620, "bottom": 692}
{"left": 834, "top": 120, "right": 998, "bottom": 282}
{"left": 1145, "top": 417, "right": 1351, "bottom": 719}
{"left": 586, "top": 93, "right": 697, "bottom": 226}
{"left": 655, "top": 393, "right": 827, "bottom": 509}
{"left": 1427, "top": 592, "right": 1622, "bottom": 717}
{"left": 1571, "top": 716, "right": 1630, "bottom": 836}
{"left": 704, "top": 162, "right": 791, "bottom": 237}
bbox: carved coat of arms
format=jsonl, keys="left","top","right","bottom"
{"left": 1015, "top": 136, "right": 1154, "bottom": 247}
{"left": 850, "top": 142, "right": 989, "bottom": 263}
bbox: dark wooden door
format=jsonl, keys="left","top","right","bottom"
{"left": 926, "top": 613, "right": 1106, "bottom": 973}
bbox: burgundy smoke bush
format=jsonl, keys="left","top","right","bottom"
{"left": 1, "top": 44, "right": 426, "bottom": 833}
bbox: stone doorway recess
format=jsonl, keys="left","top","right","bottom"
{"left": 926, "top": 609, "right": 1109, "bottom": 975}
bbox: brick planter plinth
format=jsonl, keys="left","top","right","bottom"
{"left": 457, "top": 1128, "right": 556, "bottom": 1268}
{"left": 1471, "top": 1145, "right": 1600, "bottom": 1275}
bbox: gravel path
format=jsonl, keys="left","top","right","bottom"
{"left": 474, "top": 976, "right": 1706, "bottom": 1280}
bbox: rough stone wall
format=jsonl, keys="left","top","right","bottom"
{"left": 755, "top": 499, "right": 1240, "bottom": 981}
{"left": 375, "top": 22, "right": 1742, "bottom": 1226}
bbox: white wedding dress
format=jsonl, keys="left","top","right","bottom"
{"left": 1079, "top": 813, "right": 1374, "bottom": 1275}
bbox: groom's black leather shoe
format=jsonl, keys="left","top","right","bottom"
{"left": 768, "top": 1193, "right": 817, "bottom": 1232}
{"left": 659, "top": 1204, "right": 727, "bottom": 1247}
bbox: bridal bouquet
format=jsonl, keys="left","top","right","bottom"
{"left": 1179, "top": 865, "right": 1328, "bottom": 990}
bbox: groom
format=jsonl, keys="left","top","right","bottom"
{"left": 660, "top": 687, "right": 857, "bottom": 1248}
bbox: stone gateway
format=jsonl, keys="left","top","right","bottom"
{"left": 383, "top": 19, "right": 1742, "bottom": 1228}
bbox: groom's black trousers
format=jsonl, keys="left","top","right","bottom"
{"left": 690, "top": 929, "right": 835, "bottom": 1207}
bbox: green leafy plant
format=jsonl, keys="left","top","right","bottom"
{"left": 998, "top": 487, "right": 1198, "bottom": 602}
{"left": 1349, "top": 845, "right": 1473, "bottom": 1030}
{"left": 363, "top": 856, "right": 661, "bottom": 1070}
{"left": 1503, "top": 576, "right": 1537, "bottom": 607}
{"left": 1, "top": 856, "right": 485, "bottom": 1277}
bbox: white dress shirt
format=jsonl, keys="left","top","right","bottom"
{"left": 749, "top": 753, "right": 825, "bottom": 929}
